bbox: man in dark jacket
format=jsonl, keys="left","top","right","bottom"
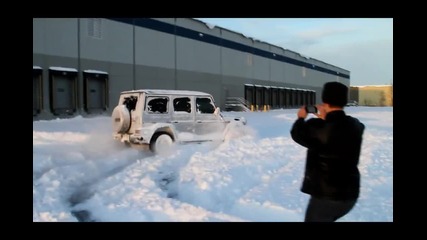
{"left": 290, "top": 81, "right": 365, "bottom": 222}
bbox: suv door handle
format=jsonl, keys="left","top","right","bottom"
{"left": 170, "top": 121, "right": 179, "bottom": 123}
{"left": 196, "top": 120, "right": 202, "bottom": 123}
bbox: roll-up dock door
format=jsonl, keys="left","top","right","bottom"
{"left": 263, "top": 86, "right": 271, "bottom": 109}
{"left": 83, "top": 70, "right": 108, "bottom": 114}
{"left": 310, "top": 91, "right": 316, "bottom": 105}
{"left": 49, "top": 67, "right": 78, "bottom": 115}
{"left": 255, "top": 85, "right": 263, "bottom": 110}
{"left": 33, "top": 66, "right": 43, "bottom": 116}
{"left": 271, "top": 87, "right": 279, "bottom": 109}
{"left": 279, "top": 88, "right": 285, "bottom": 108}
{"left": 244, "top": 84, "right": 255, "bottom": 108}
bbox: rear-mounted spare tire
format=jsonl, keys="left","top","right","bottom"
{"left": 112, "top": 105, "right": 131, "bottom": 133}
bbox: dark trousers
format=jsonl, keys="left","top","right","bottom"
{"left": 305, "top": 196, "right": 357, "bottom": 222}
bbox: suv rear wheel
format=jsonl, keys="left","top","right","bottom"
{"left": 150, "top": 132, "right": 174, "bottom": 153}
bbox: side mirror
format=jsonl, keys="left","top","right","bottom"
{"left": 214, "top": 107, "right": 220, "bottom": 116}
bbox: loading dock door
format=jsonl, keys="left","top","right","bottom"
{"left": 33, "top": 68, "right": 42, "bottom": 116}
{"left": 49, "top": 68, "right": 77, "bottom": 115}
{"left": 303, "top": 90, "right": 308, "bottom": 105}
{"left": 290, "top": 89, "right": 295, "bottom": 107}
{"left": 300, "top": 90, "right": 304, "bottom": 105}
{"left": 271, "top": 88, "right": 278, "bottom": 109}
{"left": 279, "top": 89, "right": 285, "bottom": 108}
{"left": 294, "top": 90, "right": 300, "bottom": 106}
{"left": 311, "top": 91, "right": 316, "bottom": 105}
{"left": 244, "top": 85, "right": 254, "bottom": 107}
{"left": 263, "top": 87, "right": 271, "bottom": 107}
{"left": 84, "top": 71, "right": 108, "bottom": 113}
{"left": 255, "top": 87, "right": 263, "bottom": 109}
{"left": 55, "top": 76, "right": 74, "bottom": 109}
{"left": 305, "top": 91, "right": 310, "bottom": 105}
{"left": 296, "top": 90, "right": 300, "bottom": 105}
{"left": 284, "top": 88, "right": 290, "bottom": 108}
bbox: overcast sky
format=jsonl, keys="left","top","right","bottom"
{"left": 196, "top": 18, "right": 393, "bottom": 87}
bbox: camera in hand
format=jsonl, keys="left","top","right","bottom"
{"left": 305, "top": 105, "right": 318, "bottom": 114}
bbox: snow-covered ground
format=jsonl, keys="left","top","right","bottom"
{"left": 33, "top": 107, "right": 393, "bottom": 222}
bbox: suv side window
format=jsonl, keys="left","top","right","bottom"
{"left": 196, "top": 97, "right": 215, "bottom": 114}
{"left": 146, "top": 97, "right": 168, "bottom": 114}
{"left": 123, "top": 96, "right": 138, "bottom": 112}
{"left": 173, "top": 97, "right": 191, "bottom": 113}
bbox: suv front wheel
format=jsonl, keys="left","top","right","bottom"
{"left": 150, "top": 132, "right": 174, "bottom": 154}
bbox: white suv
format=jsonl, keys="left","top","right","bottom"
{"left": 112, "top": 89, "right": 246, "bottom": 153}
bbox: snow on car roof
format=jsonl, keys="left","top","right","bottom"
{"left": 121, "top": 89, "right": 212, "bottom": 96}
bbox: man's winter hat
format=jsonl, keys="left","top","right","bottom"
{"left": 322, "top": 81, "right": 348, "bottom": 107}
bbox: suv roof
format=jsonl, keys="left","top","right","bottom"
{"left": 121, "top": 89, "right": 211, "bottom": 96}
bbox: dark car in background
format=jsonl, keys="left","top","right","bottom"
{"left": 346, "top": 100, "right": 358, "bottom": 107}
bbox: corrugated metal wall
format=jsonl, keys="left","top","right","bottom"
{"left": 33, "top": 18, "right": 350, "bottom": 120}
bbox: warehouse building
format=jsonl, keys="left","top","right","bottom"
{"left": 33, "top": 18, "right": 350, "bottom": 120}
{"left": 350, "top": 85, "right": 393, "bottom": 106}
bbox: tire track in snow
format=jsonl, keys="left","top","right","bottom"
{"left": 161, "top": 135, "right": 307, "bottom": 221}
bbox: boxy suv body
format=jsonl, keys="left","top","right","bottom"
{"left": 112, "top": 89, "right": 246, "bottom": 152}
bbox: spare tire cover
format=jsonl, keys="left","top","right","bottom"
{"left": 112, "top": 105, "right": 131, "bottom": 133}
